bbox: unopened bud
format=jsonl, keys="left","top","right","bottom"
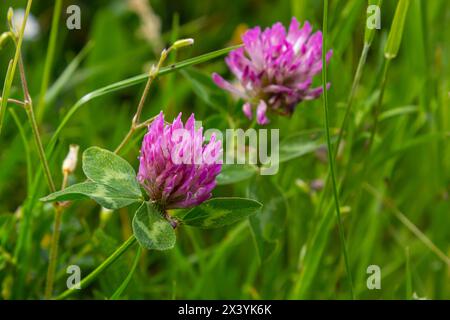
{"left": 172, "top": 38, "right": 194, "bottom": 50}
{"left": 0, "top": 32, "right": 11, "bottom": 49}
{"left": 99, "top": 207, "right": 113, "bottom": 227}
{"left": 62, "top": 144, "right": 79, "bottom": 174}
{"left": 295, "top": 179, "right": 310, "bottom": 194}
{"left": 384, "top": 0, "right": 410, "bottom": 60}
{"left": 7, "top": 8, "right": 14, "bottom": 31}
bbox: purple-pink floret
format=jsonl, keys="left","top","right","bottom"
{"left": 138, "top": 112, "right": 222, "bottom": 209}
{"left": 213, "top": 17, "right": 332, "bottom": 125}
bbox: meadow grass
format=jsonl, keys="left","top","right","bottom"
{"left": 0, "top": 0, "right": 449, "bottom": 300}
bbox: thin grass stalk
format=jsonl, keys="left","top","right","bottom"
{"left": 361, "top": 58, "right": 390, "bottom": 175}
{"left": 363, "top": 183, "right": 450, "bottom": 267}
{"left": 321, "top": 0, "right": 354, "bottom": 299}
{"left": 36, "top": 0, "right": 62, "bottom": 123}
{"left": 316, "top": 0, "right": 383, "bottom": 223}
{"left": 19, "top": 57, "right": 56, "bottom": 194}
{"left": 9, "top": 109, "right": 33, "bottom": 190}
{"left": 315, "top": 43, "right": 371, "bottom": 217}
{"left": 0, "top": 0, "right": 33, "bottom": 136}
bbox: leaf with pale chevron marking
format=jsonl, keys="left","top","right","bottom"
{"left": 82, "top": 147, "right": 141, "bottom": 197}
{"left": 178, "top": 197, "right": 262, "bottom": 228}
{"left": 41, "top": 147, "right": 142, "bottom": 209}
{"left": 40, "top": 182, "right": 142, "bottom": 210}
{"left": 132, "top": 202, "right": 176, "bottom": 250}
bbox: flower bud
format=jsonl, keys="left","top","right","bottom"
{"left": 384, "top": 0, "right": 410, "bottom": 60}
{"left": 62, "top": 144, "right": 79, "bottom": 174}
{"left": 172, "top": 38, "right": 194, "bottom": 50}
{"left": 7, "top": 8, "right": 14, "bottom": 31}
{"left": 99, "top": 207, "right": 113, "bottom": 227}
{"left": 0, "top": 32, "right": 12, "bottom": 49}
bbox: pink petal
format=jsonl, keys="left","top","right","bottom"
{"left": 256, "top": 100, "right": 269, "bottom": 125}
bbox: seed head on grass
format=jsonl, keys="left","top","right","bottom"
{"left": 212, "top": 17, "right": 332, "bottom": 125}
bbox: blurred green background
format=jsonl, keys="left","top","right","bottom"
{"left": 0, "top": 0, "right": 449, "bottom": 299}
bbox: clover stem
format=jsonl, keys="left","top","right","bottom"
{"left": 19, "top": 56, "right": 57, "bottom": 194}
{"left": 114, "top": 125, "right": 135, "bottom": 154}
{"left": 114, "top": 114, "right": 161, "bottom": 154}
{"left": 114, "top": 46, "right": 175, "bottom": 155}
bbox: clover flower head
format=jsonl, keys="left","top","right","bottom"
{"left": 213, "top": 17, "right": 332, "bottom": 125}
{"left": 138, "top": 112, "right": 222, "bottom": 209}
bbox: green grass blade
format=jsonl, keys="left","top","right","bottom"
{"left": 384, "top": 0, "right": 410, "bottom": 59}
{"left": 0, "top": 60, "right": 13, "bottom": 135}
{"left": 45, "top": 41, "right": 94, "bottom": 106}
{"left": 8, "top": 110, "right": 32, "bottom": 192}
{"left": 36, "top": 0, "right": 63, "bottom": 123}
{"left": 321, "top": 0, "right": 354, "bottom": 299}
{"left": 0, "top": 0, "right": 33, "bottom": 136}
{"left": 56, "top": 235, "right": 137, "bottom": 300}
{"left": 110, "top": 246, "right": 142, "bottom": 300}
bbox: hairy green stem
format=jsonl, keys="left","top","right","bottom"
{"left": 19, "top": 58, "right": 56, "bottom": 194}
{"left": 9, "top": 109, "right": 32, "bottom": 190}
{"left": 322, "top": 0, "right": 354, "bottom": 299}
{"left": 55, "top": 235, "right": 137, "bottom": 300}
{"left": 114, "top": 45, "right": 176, "bottom": 154}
